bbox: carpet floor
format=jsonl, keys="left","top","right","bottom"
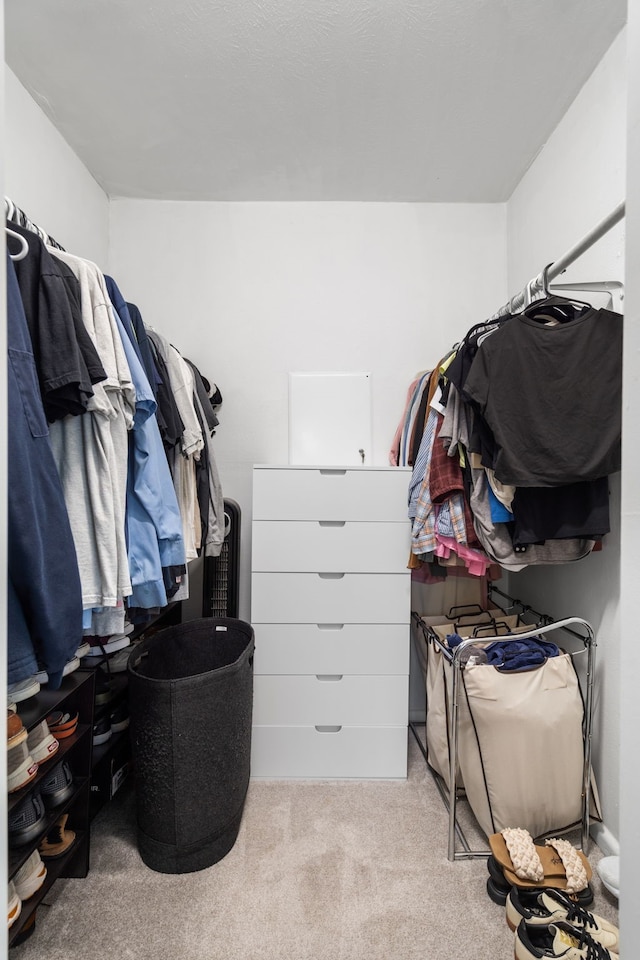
{"left": 12, "top": 734, "right": 619, "bottom": 960}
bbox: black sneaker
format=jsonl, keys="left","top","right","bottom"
{"left": 8, "top": 790, "right": 46, "bottom": 846}
{"left": 110, "top": 700, "right": 129, "bottom": 733}
{"left": 92, "top": 715, "right": 112, "bottom": 746}
{"left": 39, "top": 760, "right": 75, "bottom": 810}
{"left": 94, "top": 668, "right": 116, "bottom": 707}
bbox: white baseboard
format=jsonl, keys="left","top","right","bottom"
{"left": 590, "top": 821, "right": 620, "bottom": 857}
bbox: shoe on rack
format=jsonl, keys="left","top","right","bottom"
{"left": 13, "top": 850, "right": 47, "bottom": 901}
{"left": 94, "top": 668, "right": 117, "bottom": 707}
{"left": 26, "top": 719, "right": 59, "bottom": 766}
{"left": 7, "top": 882, "right": 21, "bottom": 929}
{"left": 34, "top": 656, "right": 80, "bottom": 685}
{"left": 75, "top": 641, "right": 91, "bottom": 659}
{"left": 46, "top": 710, "right": 79, "bottom": 741}
{"left": 110, "top": 700, "right": 130, "bottom": 734}
{"left": 39, "top": 760, "right": 75, "bottom": 810}
{"left": 88, "top": 634, "right": 131, "bottom": 657}
{"left": 11, "top": 909, "right": 37, "bottom": 946}
{"left": 507, "top": 887, "right": 619, "bottom": 951}
{"left": 7, "top": 709, "right": 28, "bottom": 749}
{"left": 8, "top": 791, "right": 46, "bottom": 847}
{"left": 7, "top": 741, "right": 39, "bottom": 793}
{"left": 515, "top": 920, "right": 619, "bottom": 960}
{"left": 92, "top": 714, "right": 112, "bottom": 746}
{"left": 84, "top": 643, "right": 134, "bottom": 673}
{"left": 7, "top": 676, "right": 40, "bottom": 706}
{"left": 38, "top": 813, "right": 76, "bottom": 860}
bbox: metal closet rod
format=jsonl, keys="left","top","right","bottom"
{"left": 494, "top": 200, "right": 626, "bottom": 318}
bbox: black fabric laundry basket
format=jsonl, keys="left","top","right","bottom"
{"left": 127, "top": 617, "right": 254, "bottom": 874}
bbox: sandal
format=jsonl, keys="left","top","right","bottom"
{"left": 489, "top": 830, "right": 592, "bottom": 893}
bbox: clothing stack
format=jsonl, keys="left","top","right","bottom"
{"left": 391, "top": 296, "right": 623, "bottom": 578}
{"left": 6, "top": 218, "right": 224, "bottom": 694}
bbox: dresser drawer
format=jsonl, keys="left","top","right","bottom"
{"left": 251, "top": 725, "right": 408, "bottom": 778}
{"left": 253, "top": 623, "right": 409, "bottom": 675}
{"left": 251, "top": 572, "right": 410, "bottom": 624}
{"left": 252, "top": 520, "right": 409, "bottom": 573}
{"left": 253, "top": 674, "right": 408, "bottom": 726}
{"left": 253, "top": 466, "right": 410, "bottom": 522}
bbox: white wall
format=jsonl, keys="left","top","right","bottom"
{"left": 108, "top": 200, "right": 508, "bottom": 621}
{"left": 620, "top": 0, "right": 640, "bottom": 940}
{"left": 506, "top": 29, "right": 627, "bottom": 851}
{"left": 4, "top": 67, "right": 109, "bottom": 265}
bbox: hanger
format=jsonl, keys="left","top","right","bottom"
{"left": 6, "top": 227, "right": 29, "bottom": 261}
{"left": 521, "top": 263, "right": 592, "bottom": 324}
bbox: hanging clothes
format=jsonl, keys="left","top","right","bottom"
{"left": 6, "top": 252, "right": 83, "bottom": 687}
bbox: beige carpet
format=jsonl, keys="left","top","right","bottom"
{"left": 13, "top": 736, "right": 619, "bottom": 960}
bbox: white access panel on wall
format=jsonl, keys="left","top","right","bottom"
{"left": 288, "top": 372, "right": 371, "bottom": 466}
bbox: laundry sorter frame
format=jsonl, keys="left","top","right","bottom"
{"left": 410, "top": 584, "right": 597, "bottom": 861}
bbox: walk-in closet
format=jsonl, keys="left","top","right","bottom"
{"left": 2, "top": 1, "right": 640, "bottom": 958}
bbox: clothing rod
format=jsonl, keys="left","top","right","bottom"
{"left": 493, "top": 200, "right": 625, "bottom": 318}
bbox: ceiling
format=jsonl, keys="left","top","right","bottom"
{"left": 5, "top": 0, "right": 627, "bottom": 202}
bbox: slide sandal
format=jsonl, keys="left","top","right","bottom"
{"left": 489, "top": 830, "right": 592, "bottom": 893}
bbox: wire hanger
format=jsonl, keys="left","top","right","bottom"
{"left": 6, "top": 227, "right": 29, "bottom": 261}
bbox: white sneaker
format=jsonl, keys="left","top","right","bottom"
{"left": 597, "top": 856, "right": 620, "bottom": 899}
{"left": 26, "top": 720, "right": 59, "bottom": 766}
{"left": 7, "top": 882, "right": 21, "bottom": 929}
{"left": 7, "top": 741, "right": 38, "bottom": 793}
{"left": 13, "top": 851, "right": 47, "bottom": 901}
{"left": 34, "top": 656, "right": 80, "bottom": 685}
{"left": 7, "top": 676, "right": 40, "bottom": 705}
{"left": 515, "top": 920, "right": 619, "bottom": 960}
{"left": 88, "top": 634, "right": 131, "bottom": 656}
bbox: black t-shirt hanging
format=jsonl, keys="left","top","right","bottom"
{"left": 464, "top": 307, "right": 623, "bottom": 487}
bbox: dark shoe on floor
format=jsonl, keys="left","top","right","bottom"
{"left": 9, "top": 791, "right": 46, "bottom": 847}
{"left": 38, "top": 814, "right": 76, "bottom": 859}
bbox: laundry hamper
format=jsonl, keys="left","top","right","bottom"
{"left": 128, "top": 617, "right": 254, "bottom": 874}
{"left": 456, "top": 652, "right": 588, "bottom": 839}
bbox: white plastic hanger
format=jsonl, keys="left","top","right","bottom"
{"left": 6, "top": 227, "right": 29, "bottom": 261}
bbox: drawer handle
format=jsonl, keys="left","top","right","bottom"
{"left": 316, "top": 674, "right": 343, "bottom": 681}
{"left": 317, "top": 624, "right": 344, "bottom": 631}
{"left": 319, "top": 469, "right": 346, "bottom": 476}
{"left": 318, "top": 572, "right": 345, "bottom": 579}
{"left": 315, "top": 725, "right": 342, "bottom": 733}
{"left": 318, "top": 520, "right": 346, "bottom": 527}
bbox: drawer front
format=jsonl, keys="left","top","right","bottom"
{"left": 253, "top": 467, "right": 410, "bottom": 522}
{"left": 253, "top": 623, "right": 410, "bottom": 675}
{"left": 253, "top": 675, "right": 408, "bottom": 726}
{"left": 252, "top": 520, "right": 410, "bottom": 573}
{"left": 251, "top": 725, "right": 408, "bottom": 779}
{"left": 251, "top": 572, "right": 410, "bottom": 624}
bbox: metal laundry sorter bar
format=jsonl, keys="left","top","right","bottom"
{"left": 410, "top": 586, "right": 597, "bottom": 862}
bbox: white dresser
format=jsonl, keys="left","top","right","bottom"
{"left": 250, "top": 465, "right": 411, "bottom": 778}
